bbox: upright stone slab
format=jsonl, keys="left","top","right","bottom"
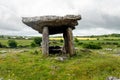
{"left": 63, "top": 27, "right": 74, "bottom": 56}
{"left": 42, "top": 27, "right": 49, "bottom": 56}
{"left": 22, "top": 15, "right": 81, "bottom": 56}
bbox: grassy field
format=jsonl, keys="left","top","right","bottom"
{"left": 50, "top": 37, "right": 97, "bottom": 40}
{"left": 0, "top": 39, "right": 32, "bottom": 47}
{"left": 0, "top": 37, "right": 120, "bottom": 80}
{"left": 50, "top": 37, "right": 120, "bottom": 40}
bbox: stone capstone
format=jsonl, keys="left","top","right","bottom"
{"left": 22, "top": 15, "right": 81, "bottom": 35}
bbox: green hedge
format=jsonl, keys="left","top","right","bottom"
{"left": 82, "top": 43, "right": 102, "bottom": 49}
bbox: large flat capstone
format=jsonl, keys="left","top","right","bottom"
{"left": 22, "top": 15, "right": 81, "bottom": 34}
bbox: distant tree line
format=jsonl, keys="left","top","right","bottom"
{"left": 0, "top": 35, "right": 37, "bottom": 40}
{"left": 89, "top": 33, "right": 120, "bottom": 38}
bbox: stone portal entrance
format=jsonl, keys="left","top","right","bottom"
{"left": 22, "top": 15, "right": 81, "bottom": 56}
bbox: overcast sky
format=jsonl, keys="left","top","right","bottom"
{"left": 0, "top": 0, "right": 120, "bottom": 36}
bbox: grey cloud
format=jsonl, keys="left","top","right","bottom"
{"left": 0, "top": 5, "right": 26, "bottom": 31}
{"left": 102, "top": 14, "right": 120, "bottom": 29}
{"left": 76, "top": 2, "right": 120, "bottom": 31}
{"left": 78, "top": 13, "right": 120, "bottom": 30}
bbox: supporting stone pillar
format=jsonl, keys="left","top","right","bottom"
{"left": 63, "top": 27, "right": 75, "bottom": 56}
{"left": 42, "top": 27, "right": 49, "bottom": 56}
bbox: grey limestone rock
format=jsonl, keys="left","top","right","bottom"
{"left": 107, "top": 76, "right": 120, "bottom": 80}
{"left": 22, "top": 15, "right": 81, "bottom": 35}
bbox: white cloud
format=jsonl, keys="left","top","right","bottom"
{"left": 0, "top": 0, "right": 120, "bottom": 36}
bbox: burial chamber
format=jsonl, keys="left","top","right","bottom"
{"left": 22, "top": 15, "right": 81, "bottom": 56}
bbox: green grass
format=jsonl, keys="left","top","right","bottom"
{"left": 0, "top": 48, "right": 120, "bottom": 80}
{"left": 16, "top": 40, "right": 32, "bottom": 46}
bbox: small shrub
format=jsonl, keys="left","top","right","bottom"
{"left": 31, "top": 42, "right": 37, "bottom": 47}
{"left": 97, "top": 38, "right": 99, "bottom": 40}
{"left": 34, "top": 37, "right": 42, "bottom": 46}
{"left": 101, "top": 42, "right": 106, "bottom": 45}
{"left": 82, "top": 43, "right": 102, "bottom": 49}
{"left": 112, "top": 42, "right": 119, "bottom": 45}
{"left": 117, "top": 44, "right": 120, "bottom": 47}
{"left": 74, "top": 38, "right": 79, "bottom": 43}
{"left": 8, "top": 39, "right": 17, "bottom": 48}
{"left": 60, "top": 39, "right": 63, "bottom": 43}
{"left": 77, "top": 42, "right": 83, "bottom": 45}
{"left": 106, "top": 42, "right": 112, "bottom": 45}
{"left": 0, "top": 42, "right": 3, "bottom": 48}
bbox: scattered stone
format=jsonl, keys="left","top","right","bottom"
{"left": 18, "top": 50, "right": 28, "bottom": 53}
{"left": 0, "top": 78, "right": 3, "bottom": 80}
{"left": 55, "top": 56, "right": 68, "bottom": 62}
{"left": 10, "top": 49, "right": 29, "bottom": 53}
{"left": 0, "top": 50, "right": 7, "bottom": 54}
{"left": 105, "top": 48, "right": 113, "bottom": 51}
{"left": 107, "top": 76, "right": 120, "bottom": 80}
{"left": 96, "top": 50, "right": 106, "bottom": 54}
{"left": 75, "top": 47, "right": 79, "bottom": 50}
{"left": 114, "top": 49, "right": 120, "bottom": 54}
{"left": 113, "top": 54, "right": 120, "bottom": 56}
